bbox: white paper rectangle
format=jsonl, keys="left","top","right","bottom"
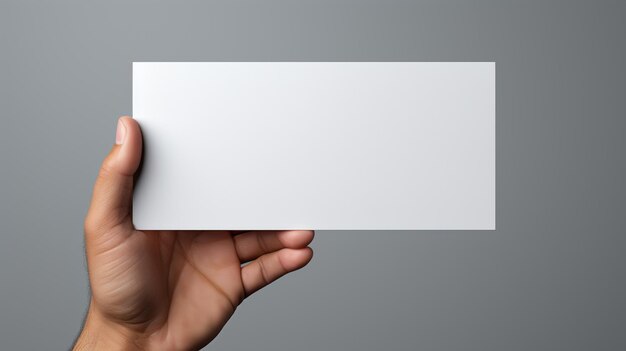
{"left": 133, "top": 62, "right": 495, "bottom": 230}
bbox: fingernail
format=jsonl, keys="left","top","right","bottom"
{"left": 115, "top": 118, "right": 126, "bottom": 145}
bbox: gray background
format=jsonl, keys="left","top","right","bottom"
{"left": 1, "top": 0, "right": 624, "bottom": 350}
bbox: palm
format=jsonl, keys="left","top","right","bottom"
{"left": 87, "top": 228, "right": 312, "bottom": 350}
{"left": 156, "top": 231, "right": 243, "bottom": 347}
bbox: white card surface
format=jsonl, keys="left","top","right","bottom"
{"left": 132, "top": 62, "right": 495, "bottom": 230}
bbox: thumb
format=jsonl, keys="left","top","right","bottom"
{"left": 85, "top": 116, "right": 142, "bottom": 236}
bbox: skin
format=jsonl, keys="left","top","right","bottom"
{"left": 74, "top": 116, "right": 314, "bottom": 350}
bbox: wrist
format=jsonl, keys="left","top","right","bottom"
{"left": 73, "top": 302, "right": 147, "bottom": 351}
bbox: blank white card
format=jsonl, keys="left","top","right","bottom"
{"left": 132, "top": 62, "right": 495, "bottom": 230}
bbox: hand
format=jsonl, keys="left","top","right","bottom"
{"left": 74, "top": 117, "right": 314, "bottom": 350}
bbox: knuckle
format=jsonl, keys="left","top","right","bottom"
{"left": 256, "top": 232, "right": 270, "bottom": 253}
{"left": 84, "top": 213, "right": 103, "bottom": 236}
{"left": 84, "top": 213, "right": 121, "bottom": 238}
{"left": 97, "top": 154, "right": 117, "bottom": 181}
{"left": 257, "top": 257, "right": 271, "bottom": 285}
